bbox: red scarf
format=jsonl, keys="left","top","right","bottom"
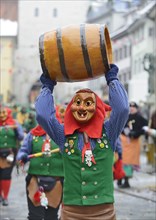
{"left": 30, "top": 125, "right": 46, "bottom": 136}
{"left": 64, "top": 91, "right": 111, "bottom": 139}
{"left": 0, "top": 107, "right": 16, "bottom": 126}
{"left": 30, "top": 105, "right": 64, "bottom": 136}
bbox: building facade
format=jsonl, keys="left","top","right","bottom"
{"left": 13, "top": 0, "right": 90, "bottom": 104}
{"left": 86, "top": 0, "right": 156, "bottom": 107}
{"left": 0, "top": 20, "right": 17, "bottom": 103}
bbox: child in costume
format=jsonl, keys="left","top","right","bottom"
{"left": 0, "top": 105, "right": 24, "bottom": 206}
{"left": 35, "top": 64, "right": 129, "bottom": 220}
{"left": 16, "top": 106, "right": 65, "bottom": 220}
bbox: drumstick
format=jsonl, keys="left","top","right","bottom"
{"left": 1, "top": 125, "right": 17, "bottom": 129}
{"left": 28, "top": 148, "right": 60, "bottom": 158}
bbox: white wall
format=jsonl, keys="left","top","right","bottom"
{"left": 130, "top": 17, "right": 155, "bottom": 103}
{"left": 14, "top": 0, "right": 90, "bottom": 104}
{"left": 18, "top": 0, "right": 90, "bottom": 47}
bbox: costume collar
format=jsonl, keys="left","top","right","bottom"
{"left": 30, "top": 125, "right": 46, "bottom": 136}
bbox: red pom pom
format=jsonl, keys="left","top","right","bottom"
{"left": 113, "top": 159, "right": 125, "bottom": 180}
{"left": 34, "top": 190, "right": 41, "bottom": 203}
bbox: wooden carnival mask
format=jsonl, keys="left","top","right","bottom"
{"left": 0, "top": 107, "right": 8, "bottom": 122}
{"left": 70, "top": 89, "right": 96, "bottom": 124}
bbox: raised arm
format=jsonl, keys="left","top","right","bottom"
{"left": 35, "top": 74, "right": 65, "bottom": 148}
{"left": 104, "top": 64, "right": 129, "bottom": 149}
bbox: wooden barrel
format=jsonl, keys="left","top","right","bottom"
{"left": 39, "top": 24, "right": 113, "bottom": 82}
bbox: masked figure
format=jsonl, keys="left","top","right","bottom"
{"left": 16, "top": 107, "right": 65, "bottom": 220}
{"left": 0, "top": 106, "right": 24, "bottom": 206}
{"left": 35, "top": 64, "right": 129, "bottom": 220}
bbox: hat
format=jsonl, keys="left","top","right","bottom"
{"left": 129, "top": 102, "right": 138, "bottom": 108}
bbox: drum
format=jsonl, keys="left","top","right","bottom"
{"left": 39, "top": 24, "right": 113, "bottom": 82}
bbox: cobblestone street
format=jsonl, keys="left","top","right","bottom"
{"left": 0, "top": 153, "right": 155, "bottom": 220}
{"left": 0, "top": 161, "right": 156, "bottom": 220}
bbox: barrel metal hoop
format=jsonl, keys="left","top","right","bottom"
{"left": 99, "top": 25, "right": 109, "bottom": 72}
{"left": 80, "top": 24, "right": 93, "bottom": 78}
{"left": 39, "top": 34, "right": 49, "bottom": 77}
{"left": 56, "top": 28, "right": 70, "bottom": 81}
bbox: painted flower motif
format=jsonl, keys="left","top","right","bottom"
{"left": 97, "top": 133, "right": 109, "bottom": 149}
{"left": 65, "top": 138, "right": 75, "bottom": 155}
{"left": 64, "top": 142, "right": 68, "bottom": 147}
{"left": 100, "top": 143, "right": 104, "bottom": 148}
{"left": 71, "top": 149, "right": 75, "bottom": 153}
{"left": 69, "top": 140, "right": 74, "bottom": 148}
{"left": 97, "top": 139, "right": 102, "bottom": 143}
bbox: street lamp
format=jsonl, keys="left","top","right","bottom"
{"left": 143, "top": 53, "right": 155, "bottom": 94}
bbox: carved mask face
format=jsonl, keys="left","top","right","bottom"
{"left": 70, "top": 92, "right": 96, "bottom": 123}
{"left": 0, "top": 108, "right": 8, "bottom": 121}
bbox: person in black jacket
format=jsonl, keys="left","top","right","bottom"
{"left": 120, "top": 101, "right": 148, "bottom": 188}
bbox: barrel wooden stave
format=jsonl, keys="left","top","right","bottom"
{"left": 44, "top": 31, "right": 62, "bottom": 81}
{"left": 40, "top": 24, "right": 113, "bottom": 82}
{"left": 85, "top": 24, "right": 106, "bottom": 79}
{"left": 62, "top": 25, "right": 89, "bottom": 81}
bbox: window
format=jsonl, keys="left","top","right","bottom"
{"left": 149, "top": 27, "right": 154, "bottom": 37}
{"left": 119, "top": 48, "right": 122, "bottom": 60}
{"left": 114, "top": 49, "right": 119, "bottom": 62}
{"left": 34, "top": 8, "right": 39, "bottom": 17}
{"left": 134, "top": 60, "right": 137, "bottom": 74}
{"left": 141, "top": 25, "right": 144, "bottom": 40}
{"left": 53, "top": 8, "right": 57, "bottom": 17}
{"left": 138, "top": 58, "right": 141, "bottom": 72}
{"left": 124, "top": 45, "right": 127, "bottom": 58}
{"left": 129, "top": 45, "right": 131, "bottom": 56}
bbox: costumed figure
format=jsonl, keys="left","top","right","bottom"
{"left": 143, "top": 110, "right": 156, "bottom": 170}
{"left": 120, "top": 101, "right": 148, "bottom": 188}
{"left": 23, "top": 111, "right": 37, "bottom": 134}
{"left": 0, "top": 105, "right": 24, "bottom": 206}
{"left": 35, "top": 64, "right": 129, "bottom": 220}
{"left": 16, "top": 106, "right": 28, "bottom": 127}
{"left": 16, "top": 124, "right": 64, "bottom": 220}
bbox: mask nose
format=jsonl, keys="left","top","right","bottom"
{"left": 79, "top": 103, "right": 86, "bottom": 111}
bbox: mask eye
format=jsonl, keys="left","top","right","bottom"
{"left": 86, "top": 100, "right": 92, "bottom": 106}
{"left": 76, "top": 98, "right": 81, "bottom": 105}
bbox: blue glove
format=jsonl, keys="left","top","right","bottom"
{"left": 40, "top": 73, "right": 57, "bottom": 92}
{"left": 118, "top": 152, "right": 122, "bottom": 160}
{"left": 20, "top": 153, "right": 29, "bottom": 164}
{"left": 105, "top": 64, "right": 119, "bottom": 85}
